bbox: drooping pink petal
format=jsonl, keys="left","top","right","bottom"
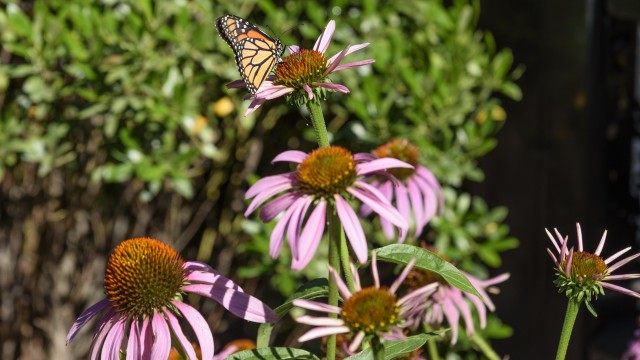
{"left": 292, "top": 200, "right": 327, "bottom": 270}
{"left": 303, "top": 83, "right": 314, "bottom": 100}
{"left": 262, "top": 86, "right": 295, "bottom": 100}
{"left": 272, "top": 150, "right": 308, "bottom": 164}
{"left": 67, "top": 299, "right": 111, "bottom": 344}
{"left": 356, "top": 158, "right": 413, "bottom": 176}
{"left": 184, "top": 262, "right": 243, "bottom": 292}
{"left": 150, "top": 311, "right": 171, "bottom": 360}
{"left": 313, "top": 20, "right": 336, "bottom": 54}
{"left": 287, "top": 196, "right": 313, "bottom": 261}
{"left": 407, "top": 179, "right": 425, "bottom": 235}
{"left": 173, "top": 301, "right": 215, "bottom": 359}
{"left": 244, "top": 97, "right": 267, "bottom": 116}
{"left": 329, "top": 265, "right": 353, "bottom": 300}
{"left": 101, "top": 315, "right": 127, "bottom": 360}
{"left": 313, "top": 82, "right": 350, "bottom": 93}
{"left": 139, "top": 317, "right": 153, "bottom": 360}
{"left": 126, "top": 321, "right": 141, "bottom": 360}
{"left": 245, "top": 173, "right": 295, "bottom": 200}
{"left": 89, "top": 310, "right": 117, "bottom": 360}
{"left": 298, "top": 326, "right": 351, "bottom": 342}
{"left": 416, "top": 166, "right": 444, "bottom": 211}
{"left": 327, "top": 42, "right": 370, "bottom": 64}
{"left": 467, "top": 292, "right": 488, "bottom": 328}
{"left": 394, "top": 183, "right": 411, "bottom": 229}
{"left": 181, "top": 284, "right": 278, "bottom": 323}
{"left": 371, "top": 252, "right": 380, "bottom": 289}
{"left": 295, "top": 315, "right": 345, "bottom": 327}
{"left": 441, "top": 297, "right": 461, "bottom": 344}
{"left": 259, "top": 192, "right": 300, "bottom": 222}
{"left": 245, "top": 178, "right": 295, "bottom": 216}
{"left": 348, "top": 331, "right": 366, "bottom": 353}
{"left": 269, "top": 196, "right": 311, "bottom": 259}
{"left": 293, "top": 299, "right": 342, "bottom": 314}
{"left": 349, "top": 187, "right": 408, "bottom": 230}
{"left": 334, "top": 194, "right": 367, "bottom": 264}
{"left": 164, "top": 310, "right": 198, "bottom": 360}
{"left": 331, "top": 59, "right": 375, "bottom": 72}
{"left": 450, "top": 289, "right": 475, "bottom": 336}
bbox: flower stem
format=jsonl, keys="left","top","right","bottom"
{"left": 371, "top": 336, "right": 385, "bottom": 360}
{"left": 424, "top": 324, "right": 441, "bottom": 360}
{"left": 555, "top": 299, "right": 581, "bottom": 360}
{"left": 340, "top": 229, "right": 356, "bottom": 292}
{"left": 470, "top": 333, "right": 500, "bottom": 360}
{"left": 327, "top": 205, "right": 341, "bottom": 360}
{"left": 306, "top": 100, "right": 330, "bottom": 148}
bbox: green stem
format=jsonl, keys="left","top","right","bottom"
{"left": 340, "top": 229, "right": 356, "bottom": 293}
{"left": 371, "top": 336, "right": 385, "bottom": 360}
{"left": 326, "top": 206, "right": 341, "bottom": 360}
{"left": 470, "top": 333, "right": 500, "bottom": 360}
{"left": 555, "top": 299, "right": 580, "bottom": 360}
{"left": 423, "top": 324, "right": 440, "bottom": 360}
{"left": 307, "top": 100, "right": 329, "bottom": 148}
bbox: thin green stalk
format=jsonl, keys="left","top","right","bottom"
{"left": 307, "top": 100, "right": 329, "bottom": 148}
{"left": 555, "top": 299, "right": 580, "bottom": 360}
{"left": 423, "top": 324, "right": 440, "bottom": 360}
{"left": 326, "top": 206, "right": 341, "bottom": 360}
{"left": 371, "top": 336, "right": 385, "bottom": 360}
{"left": 470, "top": 333, "right": 500, "bottom": 360}
{"left": 340, "top": 229, "right": 356, "bottom": 292}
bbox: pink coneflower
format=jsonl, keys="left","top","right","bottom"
{"left": 245, "top": 146, "right": 411, "bottom": 270}
{"left": 363, "top": 139, "right": 443, "bottom": 240}
{"left": 292, "top": 252, "right": 438, "bottom": 353}
{"left": 546, "top": 223, "right": 640, "bottom": 313}
{"left": 400, "top": 253, "right": 509, "bottom": 344}
{"left": 229, "top": 20, "right": 374, "bottom": 115}
{"left": 66, "top": 237, "right": 277, "bottom": 360}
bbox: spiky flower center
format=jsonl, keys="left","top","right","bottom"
{"left": 372, "top": 139, "right": 418, "bottom": 181}
{"left": 275, "top": 49, "right": 327, "bottom": 89}
{"left": 563, "top": 251, "right": 608, "bottom": 283}
{"left": 296, "top": 146, "right": 357, "bottom": 198}
{"left": 341, "top": 287, "right": 399, "bottom": 335}
{"left": 104, "top": 237, "right": 185, "bottom": 319}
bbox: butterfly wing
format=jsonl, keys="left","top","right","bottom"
{"left": 216, "top": 15, "right": 283, "bottom": 95}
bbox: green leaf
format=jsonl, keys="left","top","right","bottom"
{"left": 227, "top": 347, "right": 320, "bottom": 360}
{"left": 501, "top": 81, "right": 522, "bottom": 101}
{"left": 257, "top": 279, "right": 329, "bottom": 348}
{"left": 375, "top": 244, "right": 481, "bottom": 298}
{"left": 345, "top": 333, "right": 443, "bottom": 360}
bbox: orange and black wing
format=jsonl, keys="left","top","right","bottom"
{"left": 216, "top": 15, "right": 284, "bottom": 94}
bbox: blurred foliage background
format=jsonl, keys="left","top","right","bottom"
{"left": 0, "top": 0, "right": 521, "bottom": 358}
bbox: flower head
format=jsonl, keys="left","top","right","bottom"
{"left": 546, "top": 223, "right": 640, "bottom": 314}
{"left": 363, "top": 139, "right": 444, "bottom": 240}
{"left": 400, "top": 250, "right": 509, "bottom": 344}
{"left": 292, "top": 252, "right": 438, "bottom": 353}
{"left": 229, "top": 20, "right": 374, "bottom": 115}
{"left": 245, "top": 146, "right": 411, "bottom": 270}
{"left": 66, "top": 237, "right": 277, "bottom": 360}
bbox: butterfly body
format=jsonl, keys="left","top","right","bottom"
{"left": 216, "top": 15, "right": 284, "bottom": 95}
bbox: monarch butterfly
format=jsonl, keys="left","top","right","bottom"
{"left": 216, "top": 15, "right": 284, "bottom": 95}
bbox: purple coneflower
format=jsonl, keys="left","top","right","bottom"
{"left": 363, "top": 139, "right": 444, "bottom": 239}
{"left": 400, "top": 251, "right": 509, "bottom": 344}
{"left": 245, "top": 146, "right": 411, "bottom": 270}
{"left": 66, "top": 237, "right": 277, "bottom": 360}
{"left": 546, "top": 223, "right": 640, "bottom": 312}
{"left": 229, "top": 19, "right": 374, "bottom": 115}
{"left": 292, "top": 252, "right": 438, "bottom": 353}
